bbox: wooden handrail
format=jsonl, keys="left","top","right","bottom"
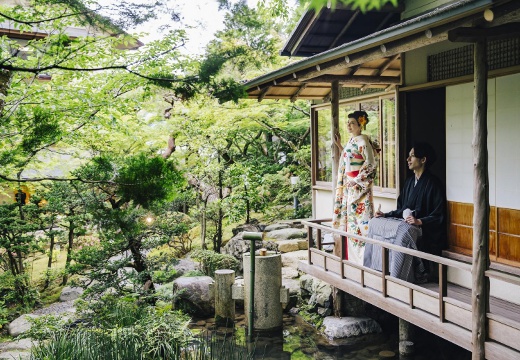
{"left": 302, "top": 219, "right": 472, "bottom": 271}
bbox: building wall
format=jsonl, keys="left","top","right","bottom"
{"left": 445, "top": 73, "right": 520, "bottom": 304}
{"left": 446, "top": 74, "right": 520, "bottom": 210}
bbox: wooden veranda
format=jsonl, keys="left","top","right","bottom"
{"left": 298, "top": 219, "right": 520, "bottom": 360}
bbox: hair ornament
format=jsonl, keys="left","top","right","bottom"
{"left": 358, "top": 114, "right": 368, "bottom": 129}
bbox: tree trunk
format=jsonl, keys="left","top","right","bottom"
{"left": 62, "top": 221, "right": 75, "bottom": 286}
{"left": 245, "top": 183, "right": 250, "bottom": 223}
{"left": 471, "top": 39, "right": 490, "bottom": 360}
{"left": 215, "top": 156, "right": 223, "bottom": 252}
{"left": 44, "top": 232, "right": 55, "bottom": 289}
{"left": 128, "top": 238, "right": 155, "bottom": 294}
{"left": 201, "top": 204, "right": 207, "bottom": 250}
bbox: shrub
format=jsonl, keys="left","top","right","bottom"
{"left": 189, "top": 250, "right": 239, "bottom": 277}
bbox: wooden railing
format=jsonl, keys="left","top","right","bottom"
{"left": 300, "top": 219, "right": 520, "bottom": 360}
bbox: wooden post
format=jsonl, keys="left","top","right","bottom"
{"left": 330, "top": 80, "right": 344, "bottom": 317}
{"left": 471, "top": 39, "right": 490, "bottom": 360}
{"left": 382, "top": 247, "right": 389, "bottom": 297}
{"left": 439, "top": 263, "right": 447, "bottom": 322}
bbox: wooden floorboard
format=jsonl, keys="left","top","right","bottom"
{"left": 421, "top": 282, "right": 520, "bottom": 323}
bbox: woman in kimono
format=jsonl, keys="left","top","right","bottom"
{"left": 332, "top": 110, "right": 378, "bottom": 264}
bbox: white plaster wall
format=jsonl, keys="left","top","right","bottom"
{"left": 314, "top": 189, "right": 333, "bottom": 219}
{"left": 495, "top": 73, "right": 520, "bottom": 209}
{"left": 446, "top": 73, "right": 520, "bottom": 305}
{"left": 445, "top": 79, "right": 496, "bottom": 206}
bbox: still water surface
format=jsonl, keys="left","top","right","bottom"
{"left": 190, "top": 312, "right": 471, "bottom": 360}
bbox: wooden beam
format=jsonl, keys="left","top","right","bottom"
{"left": 257, "top": 86, "right": 270, "bottom": 102}
{"left": 302, "top": 75, "right": 401, "bottom": 84}
{"left": 298, "top": 30, "right": 446, "bottom": 80}
{"left": 448, "top": 22, "right": 520, "bottom": 42}
{"left": 329, "top": 10, "right": 360, "bottom": 49}
{"left": 471, "top": 39, "right": 490, "bottom": 360}
{"left": 375, "top": 54, "right": 400, "bottom": 76}
{"left": 290, "top": 83, "right": 307, "bottom": 102}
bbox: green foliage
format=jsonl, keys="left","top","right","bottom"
{"left": 22, "top": 314, "right": 70, "bottom": 341}
{"left": 28, "top": 296, "right": 195, "bottom": 359}
{"left": 152, "top": 268, "right": 178, "bottom": 284}
{"left": 297, "top": 303, "right": 324, "bottom": 330}
{"left": 181, "top": 270, "right": 206, "bottom": 277}
{"left": 0, "top": 269, "right": 41, "bottom": 313}
{"left": 117, "top": 154, "right": 184, "bottom": 208}
{"left": 189, "top": 249, "right": 239, "bottom": 277}
{"left": 0, "top": 300, "right": 9, "bottom": 330}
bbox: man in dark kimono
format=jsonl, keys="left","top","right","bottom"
{"left": 375, "top": 142, "right": 446, "bottom": 258}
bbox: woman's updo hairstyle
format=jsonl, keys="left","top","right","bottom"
{"left": 347, "top": 110, "right": 369, "bottom": 130}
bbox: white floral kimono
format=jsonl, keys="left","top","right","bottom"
{"left": 332, "top": 134, "right": 378, "bottom": 264}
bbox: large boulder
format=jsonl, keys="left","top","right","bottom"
{"left": 171, "top": 258, "right": 198, "bottom": 276}
{"left": 59, "top": 286, "right": 84, "bottom": 302}
{"left": 231, "top": 222, "right": 262, "bottom": 236}
{"left": 264, "top": 223, "right": 291, "bottom": 232}
{"left": 300, "top": 274, "right": 332, "bottom": 308}
{"left": 0, "top": 338, "right": 35, "bottom": 360}
{"left": 8, "top": 314, "right": 39, "bottom": 337}
{"left": 220, "top": 232, "right": 277, "bottom": 270}
{"left": 173, "top": 276, "right": 214, "bottom": 317}
{"left": 281, "top": 250, "right": 308, "bottom": 269}
{"left": 322, "top": 316, "right": 382, "bottom": 339}
{"left": 264, "top": 228, "right": 307, "bottom": 241}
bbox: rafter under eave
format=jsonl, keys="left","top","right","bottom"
{"left": 302, "top": 75, "right": 401, "bottom": 84}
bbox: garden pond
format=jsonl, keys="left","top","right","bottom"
{"left": 189, "top": 311, "right": 471, "bottom": 360}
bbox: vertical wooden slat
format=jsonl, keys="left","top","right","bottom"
{"left": 439, "top": 263, "right": 448, "bottom": 322}
{"left": 307, "top": 227, "right": 312, "bottom": 265}
{"left": 409, "top": 288, "right": 414, "bottom": 309}
{"left": 316, "top": 228, "right": 322, "bottom": 250}
{"left": 382, "top": 247, "right": 389, "bottom": 297}
{"left": 471, "top": 39, "right": 490, "bottom": 360}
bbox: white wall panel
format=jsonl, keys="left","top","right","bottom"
{"left": 446, "top": 79, "right": 497, "bottom": 205}
{"left": 495, "top": 73, "right": 520, "bottom": 209}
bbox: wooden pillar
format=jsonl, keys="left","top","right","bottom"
{"left": 330, "top": 80, "right": 344, "bottom": 317}
{"left": 331, "top": 80, "right": 341, "bottom": 195}
{"left": 471, "top": 39, "right": 490, "bottom": 360}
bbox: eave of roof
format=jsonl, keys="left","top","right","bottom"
{"left": 280, "top": 3, "right": 403, "bottom": 57}
{"left": 244, "top": 0, "right": 492, "bottom": 91}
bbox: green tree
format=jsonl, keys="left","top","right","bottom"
{"left": 67, "top": 153, "right": 185, "bottom": 299}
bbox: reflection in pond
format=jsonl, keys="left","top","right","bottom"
{"left": 190, "top": 311, "right": 471, "bottom": 360}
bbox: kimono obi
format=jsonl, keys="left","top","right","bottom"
{"left": 345, "top": 151, "right": 364, "bottom": 178}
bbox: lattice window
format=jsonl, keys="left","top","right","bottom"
{"left": 428, "top": 37, "right": 520, "bottom": 82}
{"left": 340, "top": 87, "right": 383, "bottom": 99}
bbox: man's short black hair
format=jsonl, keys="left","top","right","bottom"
{"left": 412, "top": 142, "right": 437, "bottom": 168}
